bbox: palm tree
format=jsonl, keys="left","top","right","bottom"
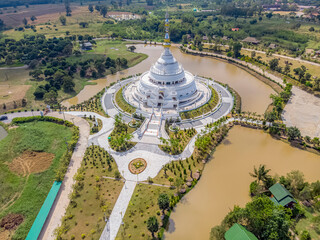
{"left": 249, "top": 164, "right": 271, "bottom": 185}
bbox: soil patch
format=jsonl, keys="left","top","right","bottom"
{"left": 8, "top": 151, "right": 55, "bottom": 176}
{"left": 0, "top": 214, "right": 23, "bottom": 230}
{"left": 128, "top": 158, "right": 147, "bottom": 174}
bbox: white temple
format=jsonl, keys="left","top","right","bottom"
{"left": 131, "top": 13, "right": 204, "bottom": 109}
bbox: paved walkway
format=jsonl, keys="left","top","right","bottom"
{"left": 100, "top": 181, "right": 137, "bottom": 240}
{"left": 39, "top": 112, "right": 90, "bottom": 240}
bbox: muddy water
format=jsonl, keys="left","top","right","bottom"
{"left": 63, "top": 45, "right": 274, "bottom": 114}
{"left": 165, "top": 126, "right": 320, "bottom": 240}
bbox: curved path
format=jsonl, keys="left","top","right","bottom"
{"left": 3, "top": 111, "right": 90, "bottom": 240}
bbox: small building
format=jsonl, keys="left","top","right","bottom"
{"left": 81, "top": 42, "right": 93, "bottom": 51}
{"left": 222, "top": 36, "right": 229, "bottom": 41}
{"left": 268, "top": 43, "right": 278, "bottom": 49}
{"left": 315, "top": 50, "right": 320, "bottom": 57}
{"left": 225, "top": 223, "right": 258, "bottom": 240}
{"left": 202, "top": 36, "right": 208, "bottom": 41}
{"left": 186, "top": 34, "right": 193, "bottom": 41}
{"left": 269, "top": 183, "right": 297, "bottom": 208}
{"left": 242, "top": 37, "right": 260, "bottom": 45}
{"left": 232, "top": 28, "right": 240, "bottom": 32}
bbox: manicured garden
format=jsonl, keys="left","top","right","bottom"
{"left": 180, "top": 86, "right": 219, "bottom": 120}
{"left": 56, "top": 145, "right": 124, "bottom": 240}
{"left": 159, "top": 121, "right": 196, "bottom": 155}
{"left": 115, "top": 86, "right": 136, "bottom": 114}
{"left": 108, "top": 114, "right": 137, "bottom": 152}
{"left": 116, "top": 184, "right": 174, "bottom": 240}
{"left": 0, "top": 118, "right": 76, "bottom": 240}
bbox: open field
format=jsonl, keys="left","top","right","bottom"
{"left": 0, "top": 4, "right": 79, "bottom": 28}
{"left": 2, "top": 5, "right": 107, "bottom": 39}
{"left": 241, "top": 49, "right": 320, "bottom": 79}
{"left": 58, "top": 145, "right": 124, "bottom": 240}
{"left": 116, "top": 184, "right": 174, "bottom": 240}
{"left": 0, "top": 121, "right": 72, "bottom": 240}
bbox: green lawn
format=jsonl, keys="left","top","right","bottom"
{"left": 0, "top": 121, "right": 73, "bottom": 240}
{"left": 116, "top": 184, "right": 174, "bottom": 240}
{"left": 58, "top": 145, "right": 124, "bottom": 240}
{"left": 296, "top": 206, "right": 320, "bottom": 240}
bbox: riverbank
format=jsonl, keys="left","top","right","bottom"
{"left": 165, "top": 125, "right": 320, "bottom": 240}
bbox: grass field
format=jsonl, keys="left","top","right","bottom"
{"left": 3, "top": 5, "right": 106, "bottom": 40}
{"left": 58, "top": 145, "right": 124, "bottom": 240}
{"left": 116, "top": 184, "right": 174, "bottom": 240}
{"left": 295, "top": 206, "right": 320, "bottom": 240}
{"left": 0, "top": 121, "right": 72, "bottom": 240}
{"left": 241, "top": 49, "right": 320, "bottom": 79}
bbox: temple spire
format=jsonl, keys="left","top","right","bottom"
{"left": 164, "top": 11, "right": 171, "bottom": 48}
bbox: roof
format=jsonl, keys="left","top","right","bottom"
{"left": 269, "top": 43, "right": 277, "bottom": 49}
{"left": 26, "top": 181, "right": 62, "bottom": 240}
{"left": 242, "top": 37, "right": 260, "bottom": 44}
{"left": 269, "top": 183, "right": 297, "bottom": 207}
{"left": 83, "top": 42, "right": 93, "bottom": 47}
{"left": 225, "top": 223, "right": 258, "bottom": 240}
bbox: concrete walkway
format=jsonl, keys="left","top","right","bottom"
{"left": 39, "top": 112, "right": 90, "bottom": 240}
{"left": 100, "top": 181, "right": 137, "bottom": 240}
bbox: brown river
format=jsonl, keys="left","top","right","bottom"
{"left": 62, "top": 44, "right": 319, "bottom": 239}
{"left": 63, "top": 45, "right": 274, "bottom": 114}
{"left": 165, "top": 126, "right": 320, "bottom": 240}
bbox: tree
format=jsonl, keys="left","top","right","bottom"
{"left": 128, "top": 45, "right": 136, "bottom": 52}
{"left": 59, "top": 15, "right": 67, "bottom": 26}
{"left": 232, "top": 42, "right": 242, "bottom": 58}
{"left": 33, "top": 86, "right": 46, "bottom": 99}
{"left": 266, "top": 12, "right": 273, "bottom": 19}
{"left": 283, "top": 63, "right": 290, "bottom": 75}
{"left": 249, "top": 164, "right": 271, "bottom": 186}
{"left": 30, "top": 15, "right": 37, "bottom": 22}
{"left": 88, "top": 4, "right": 94, "bottom": 13}
{"left": 147, "top": 216, "right": 158, "bottom": 238}
{"left": 286, "top": 126, "right": 301, "bottom": 141}
{"left": 62, "top": 76, "right": 75, "bottom": 92}
{"left": 286, "top": 170, "right": 305, "bottom": 197}
{"left": 23, "top": 18, "right": 28, "bottom": 25}
{"left": 64, "top": 0, "right": 72, "bottom": 16}
{"left": 269, "top": 59, "right": 279, "bottom": 71}
{"left": 100, "top": 6, "right": 108, "bottom": 18}
{"left": 158, "top": 193, "right": 170, "bottom": 215}
{"left": 29, "top": 70, "right": 43, "bottom": 80}
{"left": 44, "top": 90, "right": 58, "bottom": 105}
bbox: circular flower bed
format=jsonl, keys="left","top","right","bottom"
{"left": 128, "top": 158, "right": 147, "bottom": 174}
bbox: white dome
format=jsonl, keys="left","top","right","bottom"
{"left": 132, "top": 47, "right": 202, "bottom": 109}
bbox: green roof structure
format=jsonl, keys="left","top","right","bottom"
{"left": 269, "top": 183, "right": 297, "bottom": 207}
{"left": 225, "top": 223, "right": 258, "bottom": 240}
{"left": 26, "top": 181, "right": 62, "bottom": 240}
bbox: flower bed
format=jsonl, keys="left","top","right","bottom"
{"left": 128, "top": 158, "right": 147, "bottom": 174}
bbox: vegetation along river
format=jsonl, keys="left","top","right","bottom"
{"left": 164, "top": 126, "right": 320, "bottom": 240}
{"left": 63, "top": 44, "right": 274, "bottom": 114}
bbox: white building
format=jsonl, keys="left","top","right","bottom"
{"left": 131, "top": 13, "right": 203, "bottom": 109}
